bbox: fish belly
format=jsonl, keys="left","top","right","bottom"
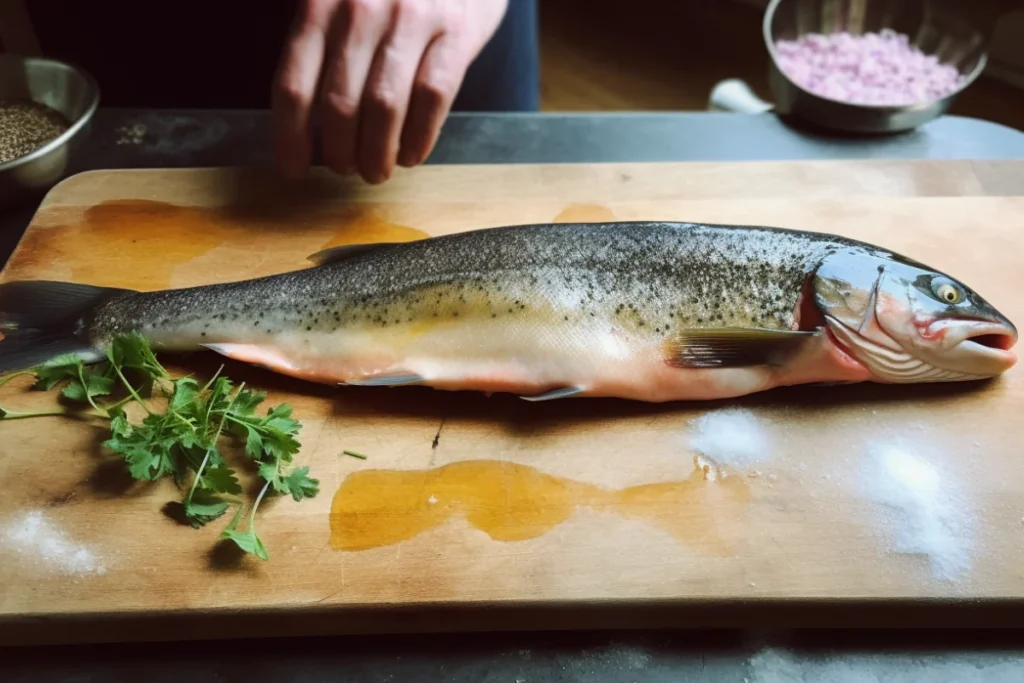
{"left": 184, "top": 313, "right": 872, "bottom": 402}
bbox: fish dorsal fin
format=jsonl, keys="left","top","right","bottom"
{"left": 307, "top": 242, "right": 395, "bottom": 266}
{"left": 664, "top": 327, "right": 818, "bottom": 369}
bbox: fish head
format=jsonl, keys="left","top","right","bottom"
{"left": 811, "top": 248, "right": 1017, "bottom": 383}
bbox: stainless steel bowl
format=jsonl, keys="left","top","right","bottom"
{"left": 711, "top": 0, "right": 989, "bottom": 134}
{"left": 0, "top": 54, "right": 99, "bottom": 210}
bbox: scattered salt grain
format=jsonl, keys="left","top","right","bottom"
{"left": 696, "top": 454, "right": 719, "bottom": 481}
{"left": 688, "top": 408, "right": 771, "bottom": 470}
{"left": 428, "top": 495, "right": 438, "bottom": 505}
{"left": 115, "top": 123, "right": 147, "bottom": 145}
{"left": 860, "top": 443, "right": 971, "bottom": 581}
{"left": 775, "top": 28, "right": 964, "bottom": 107}
{"left": 3, "top": 510, "right": 106, "bottom": 577}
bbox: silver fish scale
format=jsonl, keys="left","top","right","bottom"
{"left": 87, "top": 221, "right": 860, "bottom": 343}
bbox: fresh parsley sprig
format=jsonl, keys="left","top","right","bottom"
{"left": 0, "top": 332, "right": 319, "bottom": 560}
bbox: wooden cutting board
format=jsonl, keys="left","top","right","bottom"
{"left": 1, "top": 159, "right": 1023, "bottom": 645}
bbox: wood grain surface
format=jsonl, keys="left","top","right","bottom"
{"left": 1, "top": 160, "right": 1023, "bottom": 645}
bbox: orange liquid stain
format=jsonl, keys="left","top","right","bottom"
{"left": 551, "top": 204, "right": 617, "bottom": 223}
{"left": 319, "top": 212, "right": 429, "bottom": 250}
{"left": 329, "top": 458, "right": 751, "bottom": 554}
{"left": 7, "top": 200, "right": 429, "bottom": 291}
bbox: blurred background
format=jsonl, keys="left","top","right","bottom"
{"left": 2, "top": 0, "right": 1022, "bottom": 131}
{"left": 541, "top": 0, "right": 1024, "bottom": 131}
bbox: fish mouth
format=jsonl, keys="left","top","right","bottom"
{"left": 961, "top": 326, "right": 1017, "bottom": 352}
{"left": 950, "top": 321, "right": 1018, "bottom": 370}
{"left": 940, "top": 317, "right": 1017, "bottom": 350}
{"left": 917, "top": 318, "right": 1018, "bottom": 377}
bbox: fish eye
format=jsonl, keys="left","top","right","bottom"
{"left": 931, "top": 278, "right": 963, "bottom": 305}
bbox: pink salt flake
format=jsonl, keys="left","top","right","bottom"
{"left": 774, "top": 28, "right": 964, "bottom": 106}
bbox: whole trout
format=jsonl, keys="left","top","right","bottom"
{"left": 0, "top": 221, "right": 1016, "bottom": 402}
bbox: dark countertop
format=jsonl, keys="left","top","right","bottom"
{"left": 5, "top": 107, "right": 1024, "bottom": 266}
{"left": 2, "top": 108, "right": 1024, "bottom": 680}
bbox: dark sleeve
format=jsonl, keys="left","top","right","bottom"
{"left": 453, "top": 0, "right": 540, "bottom": 112}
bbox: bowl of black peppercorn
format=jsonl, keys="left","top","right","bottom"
{"left": 0, "top": 53, "right": 99, "bottom": 211}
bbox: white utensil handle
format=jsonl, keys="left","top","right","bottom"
{"left": 709, "top": 79, "right": 775, "bottom": 114}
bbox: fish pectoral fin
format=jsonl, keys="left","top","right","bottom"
{"left": 342, "top": 371, "right": 425, "bottom": 387}
{"left": 202, "top": 343, "right": 299, "bottom": 372}
{"left": 665, "top": 327, "right": 817, "bottom": 369}
{"left": 307, "top": 243, "right": 397, "bottom": 266}
{"left": 520, "top": 386, "right": 583, "bottom": 402}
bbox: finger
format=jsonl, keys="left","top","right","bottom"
{"left": 357, "top": 1, "right": 442, "bottom": 184}
{"left": 398, "top": 34, "right": 469, "bottom": 168}
{"left": 272, "top": 0, "right": 332, "bottom": 178}
{"left": 319, "top": 0, "right": 391, "bottom": 175}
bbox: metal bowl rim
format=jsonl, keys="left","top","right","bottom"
{"left": 0, "top": 54, "right": 100, "bottom": 174}
{"left": 761, "top": 0, "right": 990, "bottom": 113}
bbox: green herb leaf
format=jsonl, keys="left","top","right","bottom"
{"left": 282, "top": 466, "right": 320, "bottom": 501}
{"left": 201, "top": 464, "right": 243, "bottom": 495}
{"left": 221, "top": 527, "right": 269, "bottom": 560}
{"left": 183, "top": 490, "right": 231, "bottom": 529}
{"left": 243, "top": 425, "right": 264, "bottom": 460}
{"left": 31, "top": 354, "right": 85, "bottom": 391}
{"left": 1, "top": 331, "right": 320, "bottom": 562}
{"left": 169, "top": 377, "right": 200, "bottom": 413}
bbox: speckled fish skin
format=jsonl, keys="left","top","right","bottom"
{"left": 2, "top": 220, "right": 1016, "bottom": 402}
{"left": 84, "top": 221, "right": 836, "bottom": 400}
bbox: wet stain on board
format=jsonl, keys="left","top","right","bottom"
{"left": 5, "top": 200, "right": 429, "bottom": 290}
{"left": 551, "top": 204, "right": 617, "bottom": 223}
{"left": 318, "top": 213, "right": 428, "bottom": 250}
{"left": 330, "top": 457, "right": 751, "bottom": 554}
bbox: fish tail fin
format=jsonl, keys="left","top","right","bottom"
{"left": 0, "top": 280, "right": 135, "bottom": 373}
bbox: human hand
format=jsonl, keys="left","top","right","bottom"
{"left": 273, "top": 0, "right": 509, "bottom": 184}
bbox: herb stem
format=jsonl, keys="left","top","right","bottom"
{"left": 0, "top": 407, "right": 85, "bottom": 420}
{"left": 250, "top": 479, "right": 271, "bottom": 528}
{"left": 200, "top": 365, "right": 224, "bottom": 396}
{"left": 76, "top": 365, "right": 104, "bottom": 413}
{"left": 184, "top": 382, "right": 245, "bottom": 507}
{"left": 112, "top": 364, "right": 154, "bottom": 415}
{"left": 343, "top": 450, "right": 368, "bottom": 460}
{"left": 105, "top": 395, "right": 135, "bottom": 413}
{"left": 0, "top": 370, "right": 34, "bottom": 389}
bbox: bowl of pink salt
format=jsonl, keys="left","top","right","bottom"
{"left": 753, "top": 0, "right": 987, "bottom": 133}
